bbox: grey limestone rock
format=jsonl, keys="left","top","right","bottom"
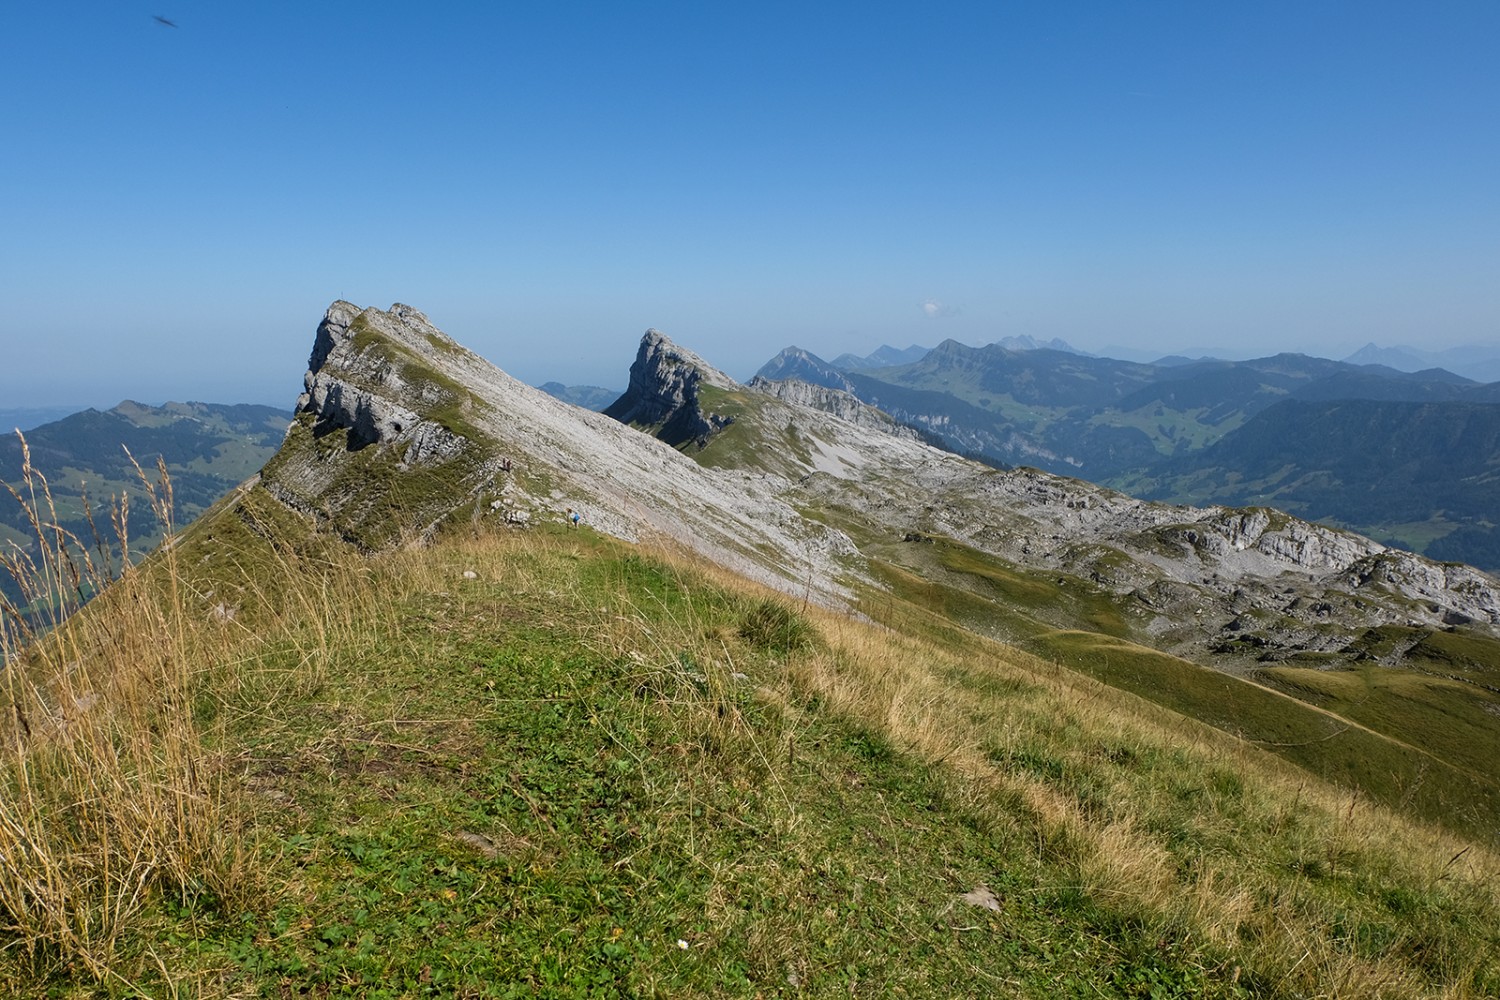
{"left": 746, "top": 376, "right": 923, "bottom": 442}
{"left": 294, "top": 301, "right": 466, "bottom": 464}
{"left": 259, "top": 303, "right": 861, "bottom": 601}
{"left": 262, "top": 302, "right": 480, "bottom": 546}
{"left": 603, "top": 330, "right": 739, "bottom": 447}
{"left": 258, "top": 301, "right": 1500, "bottom": 668}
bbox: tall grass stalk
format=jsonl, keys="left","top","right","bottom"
{"left": 0, "top": 434, "right": 249, "bottom": 980}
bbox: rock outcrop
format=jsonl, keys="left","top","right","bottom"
{"left": 788, "top": 456, "right": 1500, "bottom": 659}
{"left": 604, "top": 331, "right": 950, "bottom": 480}
{"left": 298, "top": 302, "right": 467, "bottom": 463}
{"left": 603, "top": 331, "right": 739, "bottom": 447}
{"left": 746, "top": 376, "right": 923, "bottom": 442}
{"left": 261, "top": 302, "right": 486, "bottom": 546}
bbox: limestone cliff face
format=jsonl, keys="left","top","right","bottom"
{"left": 296, "top": 301, "right": 468, "bottom": 461}
{"left": 260, "top": 302, "right": 486, "bottom": 546}
{"left": 746, "top": 376, "right": 923, "bottom": 442}
{"left": 603, "top": 331, "right": 739, "bottom": 447}
{"left": 1342, "top": 551, "right": 1500, "bottom": 626}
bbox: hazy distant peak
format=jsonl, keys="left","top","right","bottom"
{"left": 863, "top": 343, "right": 932, "bottom": 367}
{"left": 830, "top": 343, "right": 932, "bottom": 371}
{"left": 985, "top": 334, "right": 1088, "bottom": 355}
{"left": 928, "top": 338, "right": 971, "bottom": 356}
{"left": 537, "top": 382, "right": 621, "bottom": 411}
{"left": 1342, "top": 343, "right": 1428, "bottom": 371}
{"left": 1341, "top": 342, "right": 1500, "bottom": 382}
{"left": 755, "top": 346, "right": 854, "bottom": 391}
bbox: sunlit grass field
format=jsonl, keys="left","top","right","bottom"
{"left": 2, "top": 467, "right": 1498, "bottom": 996}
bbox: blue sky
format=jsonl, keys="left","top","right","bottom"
{"left": 3, "top": 2, "right": 1497, "bottom": 407}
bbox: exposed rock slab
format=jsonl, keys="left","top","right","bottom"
{"left": 261, "top": 303, "right": 857, "bottom": 598}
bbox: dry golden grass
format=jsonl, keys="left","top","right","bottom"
{"left": 809, "top": 617, "right": 1499, "bottom": 996}
{"left": 0, "top": 439, "right": 254, "bottom": 983}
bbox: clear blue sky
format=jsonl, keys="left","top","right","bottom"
{"left": 3, "top": 2, "right": 1497, "bottom": 407}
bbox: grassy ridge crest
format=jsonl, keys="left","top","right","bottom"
{"left": 2, "top": 477, "right": 1497, "bottom": 995}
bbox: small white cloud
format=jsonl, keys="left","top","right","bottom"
{"left": 923, "top": 299, "right": 960, "bottom": 319}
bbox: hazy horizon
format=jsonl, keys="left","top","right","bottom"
{"left": 11, "top": 329, "right": 1500, "bottom": 418}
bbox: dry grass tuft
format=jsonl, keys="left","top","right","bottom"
{"left": 0, "top": 435, "right": 251, "bottom": 982}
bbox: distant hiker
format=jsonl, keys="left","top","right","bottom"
{"left": 567, "top": 508, "right": 581, "bottom": 527}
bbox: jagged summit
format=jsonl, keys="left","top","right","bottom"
{"left": 261, "top": 303, "right": 856, "bottom": 593}
{"left": 297, "top": 300, "right": 469, "bottom": 458}
{"left": 603, "top": 329, "right": 741, "bottom": 447}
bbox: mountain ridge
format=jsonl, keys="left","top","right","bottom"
{"left": 8, "top": 301, "right": 1499, "bottom": 994}
{"left": 237, "top": 303, "right": 1500, "bottom": 833}
{"left": 316, "top": 306, "right": 1496, "bottom": 664}
{"left": 259, "top": 302, "right": 856, "bottom": 598}
{"left": 753, "top": 340, "right": 1500, "bottom": 568}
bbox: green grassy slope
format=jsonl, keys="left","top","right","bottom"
{"left": 4, "top": 499, "right": 1499, "bottom": 997}
{"left": 853, "top": 533, "right": 1500, "bottom": 846}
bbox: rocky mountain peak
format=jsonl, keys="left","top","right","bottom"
{"left": 254, "top": 302, "right": 1500, "bottom": 671}
{"left": 638, "top": 329, "right": 740, "bottom": 391}
{"left": 260, "top": 303, "right": 857, "bottom": 589}
{"left": 754, "top": 346, "right": 855, "bottom": 392}
{"left": 602, "top": 329, "right": 739, "bottom": 447}
{"left": 293, "top": 302, "right": 467, "bottom": 459}
{"left": 259, "top": 302, "right": 489, "bottom": 547}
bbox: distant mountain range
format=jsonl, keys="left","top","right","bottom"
{"left": 1342, "top": 342, "right": 1500, "bottom": 383}
{"left": 828, "top": 343, "right": 931, "bottom": 370}
{"left": 823, "top": 335, "right": 1093, "bottom": 374}
{"left": 537, "top": 382, "right": 620, "bottom": 411}
{"left": 756, "top": 339, "right": 1500, "bottom": 571}
{"left": 780, "top": 337, "right": 1500, "bottom": 381}
{"left": 0, "top": 401, "right": 290, "bottom": 576}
